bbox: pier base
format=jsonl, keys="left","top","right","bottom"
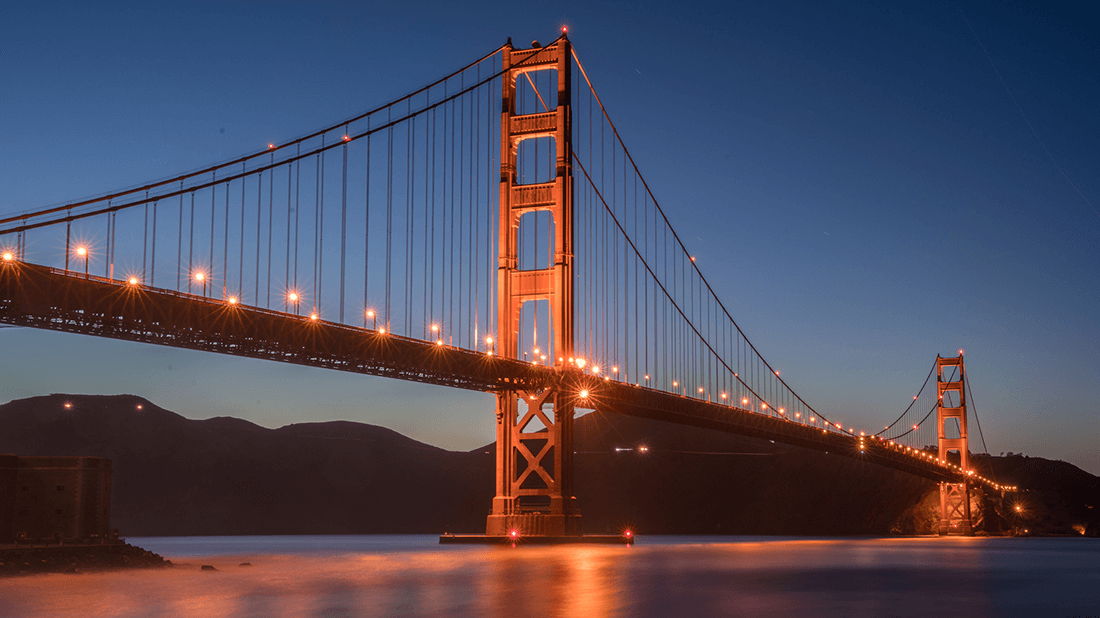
{"left": 439, "top": 533, "right": 634, "bottom": 546}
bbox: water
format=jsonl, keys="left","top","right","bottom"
{"left": 2, "top": 535, "right": 1098, "bottom": 617}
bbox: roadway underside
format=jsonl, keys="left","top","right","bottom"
{"left": 0, "top": 263, "right": 963, "bottom": 483}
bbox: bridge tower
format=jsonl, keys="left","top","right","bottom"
{"left": 486, "top": 35, "right": 581, "bottom": 537}
{"left": 937, "top": 354, "right": 973, "bottom": 535}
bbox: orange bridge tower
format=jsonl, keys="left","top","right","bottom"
{"left": 937, "top": 354, "right": 973, "bottom": 535}
{"left": 485, "top": 35, "right": 581, "bottom": 537}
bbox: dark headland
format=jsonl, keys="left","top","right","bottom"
{"left": 1, "top": 394, "right": 1097, "bottom": 539}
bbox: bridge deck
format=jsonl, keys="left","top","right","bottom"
{"left": 0, "top": 262, "right": 966, "bottom": 484}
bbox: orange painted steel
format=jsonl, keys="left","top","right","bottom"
{"left": 487, "top": 36, "right": 581, "bottom": 536}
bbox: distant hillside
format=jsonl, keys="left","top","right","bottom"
{"left": 1, "top": 394, "right": 1095, "bottom": 536}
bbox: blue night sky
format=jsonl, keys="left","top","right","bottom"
{"left": 2, "top": 2, "right": 1097, "bottom": 473}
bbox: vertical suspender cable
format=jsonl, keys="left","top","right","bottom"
{"left": 340, "top": 129, "right": 348, "bottom": 323}
{"left": 267, "top": 154, "right": 274, "bottom": 308}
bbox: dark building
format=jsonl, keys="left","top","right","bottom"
{"left": 0, "top": 455, "right": 112, "bottom": 544}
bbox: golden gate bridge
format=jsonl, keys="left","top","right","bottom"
{"left": 0, "top": 32, "right": 1012, "bottom": 539}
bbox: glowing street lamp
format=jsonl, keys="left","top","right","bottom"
{"left": 194, "top": 272, "right": 207, "bottom": 297}
{"left": 76, "top": 246, "right": 89, "bottom": 275}
{"left": 366, "top": 309, "right": 376, "bottom": 329}
{"left": 1, "top": 251, "right": 13, "bottom": 262}
{"left": 288, "top": 292, "right": 300, "bottom": 315}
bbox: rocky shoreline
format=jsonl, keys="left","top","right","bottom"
{"left": 0, "top": 542, "right": 171, "bottom": 576}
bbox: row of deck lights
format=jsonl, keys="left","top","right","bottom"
{"left": 10, "top": 248, "right": 1007, "bottom": 489}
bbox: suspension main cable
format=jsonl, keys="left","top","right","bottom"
{"left": 571, "top": 45, "right": 825, "bottom": 424}
{"left": 875, "top": 359, "right": 938, "bottom": 437}
{"left": 573, "top": 149, "right": 842, "bottom": 429}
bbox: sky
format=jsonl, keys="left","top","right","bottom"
{"left": 1, "top": 1, "right": 1097, "bottom": 474}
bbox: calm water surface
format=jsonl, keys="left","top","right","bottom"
{"left": 2, "top": 535, "right": 1098, "bottom": 617}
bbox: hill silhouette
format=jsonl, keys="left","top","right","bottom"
{"left": 1, "top": 394, "right": 1095, "bottom": 536}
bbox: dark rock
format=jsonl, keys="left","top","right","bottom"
{"left": 200, "top": 565, "right": 218, "bottom": 571}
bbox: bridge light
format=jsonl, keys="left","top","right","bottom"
{"left": 810, "top": 417, "right": 815, "bottom": 423}
{"left": 779, "top": 408, "right": 785, "bottom": 414}
{"left": 64, "top": 402, "right": 72, "bottom": 409}
{"left": 194, "top": 272, "right": 205, "bottom": 282}
{"left": 288, "top": 292, "right": 299, "bottom": 302}
{"left": 486, "top": 336, "right": 493, "bottom": 345}
{"left": 698, "top": 387, "right": 704, "bottom": 393}
{"left": 128, "top": 277, "right": 139, "bottom": 285}
{"left": 436, "top": 339, "right": 443, "bottom": 346}
{"left": 509, "top": 529, "right": 519, "bottom": 539}
{"left": 366, "top": 309, "right": 375, "bottom": 318}
{"left": 431, "top": 324, "right": 439, "bottom": 333}
{"left": 575, "top": 358, "right": 586, "bottom": 369}
{"left": 958, "top": 349, "right": 964, "bottom": 355}
{"left": 612, "top": 366, "right": 619, "bottom": 373}
{"left": 228, "top": 296, "right": 238, "bottom": 305}
{"left": 76, "top": 246, "right": 87, "bottom": 257}
{"left": 913, "top": 424, "right": 918, "bottom": 430}
{"left": 343, "top": 135, "right": 350, "bottom": 142}
{"left": 644, "top": 375, "right": 649, "bottom": 380}
{"left": 1, "top": 252, "right": 12, "bottom": 262}
{"left": 720, "top": 392, "right": 727, "bottom": 399}
{"left": 690, "top": 256, "right": 695, "bottom": 262}
{"left": 533, "top": 348, "right": 540, "bottom": 355}
{"left": 592, "top": 366, "right": 599, "bottom": 374}
{"left": 269, "top": 143, "right": 275, "bottom": 149}
{"left": 379, "top": 327, "right": 386, "bottom": 334}
{"left": 579, "top": 389, "right": 588, "bottom": 399}
{"left": 742, "top": 397, "right": 748, "bottom": 405}
{"left": 761, "top": 403, "right": 767, "bottom": 409}
{"left": 540, "top": 355, "right": 546, "bottom": 361}
{"left": 672, "top": 381, "right": 678, "bottom": 387}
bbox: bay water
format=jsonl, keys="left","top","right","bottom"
{"left": 2, "top": 535, "right": 1097, "bottom": 617}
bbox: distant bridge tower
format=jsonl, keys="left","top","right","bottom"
{"left": 486, "top": 35, "right": 581, "bottom": 537}
{"left": 937, "top": 354, "right": 972, "bottom": 535}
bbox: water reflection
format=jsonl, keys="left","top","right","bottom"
{"left": 1, "top": 536, "right": 1097, "bottom": 617}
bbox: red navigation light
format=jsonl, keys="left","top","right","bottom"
{"left": 624, "top": 529, "right": 633, "bottom": 538}
{"left": 562, "top": 26, "right": 567, "bottom": 33}
{"left": 343, "top": 135, "right": 350, "bottom": 142}
{"left": 509, "top": 529, "right": 519, "bottom": 539}
{"left": 269, "top": 143, "right": 275, "bottom": 150}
